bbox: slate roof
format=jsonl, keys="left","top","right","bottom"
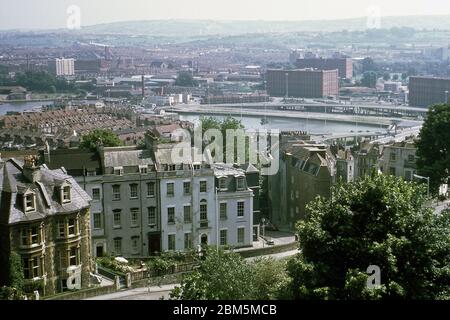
{"left": 42, "top": 149, "right": 101, "bottom": 172}
{"left": 103, "top": 148, "right": 154, "bottom": 168}
{"left": 0, "top": 158, "right": 91, "bottom": 225}
{"left": 213, "top": 163, "right": 246, "bottom": 178}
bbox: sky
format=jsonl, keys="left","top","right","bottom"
{"left": 1, "top": 0, "right": 450, "bottom": 30}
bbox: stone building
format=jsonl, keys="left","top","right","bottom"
{"left": 214, "top": 163, "right": 254, "bottom": 248}
{"left": 40, "top": 128, "right": 256, "bottom": 257}
{"left": 269, "top": 141, "right": 336, "bottom": 230}
{"left": 353, "top": 142, "right": 381, "bottom": 178}
{"left": 378, "top": 138, "right": 417, "bottom": 181}
{"left": 0, "top": 156, "right": 92, "bottom": 296}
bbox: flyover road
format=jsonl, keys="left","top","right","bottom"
{"left": 171, "top": 105, "right": 423, "bottom": 127}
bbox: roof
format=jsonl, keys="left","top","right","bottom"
{"left": 152, "top": 124, "right": 182, "bottom": 137}
{"left": 213, "top": 163, "right": 246, "bottom": 177}
{"left": 240, "top": 163, "right": 259, "bottom": 174}
{"left": 0, "top": 158, "right": 91, "bottom": 225}
{"left": 154, "top": 144, "right": 205, "bottom": 165}
{"left": 103, "top": 148, "right": 154, "bottom": 168}
{"left": 42, "top": 149, "right": 101, "bottom": 172}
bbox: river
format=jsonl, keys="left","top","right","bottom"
{"left": 179, "top": 114, "right": 385, "bottom": 135}
{"left": 0, "top": 101, "right": 54, "bottom": 115}
{"left": 0, "top": 101, "right": 385, "bottom": 135}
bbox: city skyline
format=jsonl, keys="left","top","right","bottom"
{"left": 2, "top": 0, "right": 450, "bottom": 30}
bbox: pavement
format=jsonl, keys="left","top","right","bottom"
{"left": 432, "top": 199, "right": 450, "bottom": 215}
{"left": 85, "top": 284, "right": 177, "bottom": 300}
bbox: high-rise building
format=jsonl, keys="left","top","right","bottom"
{"left": 295, "top": 57, "right": 353, "bottom": 79}
{"left": 408, "top": 76, "right": 450, "bottom": 107}
{"left": 53, "top": 58, "right": 75, "bottom": 76}
{"left": 266, "top": 69, "right": 339, "bottom": 98}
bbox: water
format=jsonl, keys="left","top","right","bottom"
{"left": 0, "top": 101, "right": 54, "bottom": 115}
{"left": 0, "top": 102, "right": 385, "bottom": 135}
{"left": 179, "top": 114, "right": 384, "bottom": 135}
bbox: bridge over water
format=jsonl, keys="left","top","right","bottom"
{"left": 187, "top": 101, "right": 428, "bottom": 119}
{"left": 171, "top": 104, "right": 423, "bottom": 127}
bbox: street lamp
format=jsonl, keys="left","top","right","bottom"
{"left": 215, "top": 187, "right": 219, "bottom": 250}
{"left": 260, "top": 218, "right": 268, "bottom": 248}
{"left": 413, "top": 174, "right": 430, "bottom": 198}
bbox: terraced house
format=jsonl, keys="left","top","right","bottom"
{"left": 0, "top": 156, "right": 92, "bottom": 296}
{"left": 40, "top": 126, "right": 256, "bottom": 257}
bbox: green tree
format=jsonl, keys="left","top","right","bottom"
{"left": 79, "top": 129, "right": 123, "bottom": 151}
{"left": 9, "top": 252, "right": 24, "bottom": 293}
{"left": 416, "top": 104, "right": 450, "bottom": 194}
{"left": 170, "top": 248, "right": 256, "bottom": 300}
{"left": 175, "top": 72, "right": 197, "bottom": 87}
{"left": 252, "top": 257, "right": 290, "bottom": 300}
{"left": 0, "top": 252, "right": 25, "bottom": 300}
{"left": 361, "top": 71, "right": 377, "bottom": 88}
{"left": 200, "top": 116, "right": 222, "bottom": 136}
{"left": 286, "top": 174, "right": 450, "bottom": 299}
{"left": 383, "top": 73, "right": 391, "bottom": 81}
{"left": 200, "top": 116, "right": 245, "bottom": 163}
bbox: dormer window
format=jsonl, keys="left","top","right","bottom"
{"left": 114, "top": 167, "right": 123, "bottom": 176}
{"left": 168, "top": 164, "right": 176, "bottom": 171}
{"left": 219, "top": 177, "right": 227, "bottom": 190}
{"left": 63, "top": 186, "right": 71, "bottom": 203}
{"left": 139, "top": 165, "right": 148, "bottom": 174}
{"left": 24, "top": 192, "right": 36, "bottom": 212}
{"left": 236, "top": 177, "right": 245, "bottom": 190}
{"left": 59, "top": 182, "right": 72, "bottom": 204}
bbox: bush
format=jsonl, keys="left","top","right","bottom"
{"left": 96, "top": 255, "right": 127, "bottom": 274}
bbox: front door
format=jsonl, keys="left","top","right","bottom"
{"left": 201, "top": 234, "right": 208, "bottom": 245}
{"left": 148, "top": 233, "right": 161, "bottom": 255}
{"left": 96, "top": 245, "right": 104, "bottom": 257}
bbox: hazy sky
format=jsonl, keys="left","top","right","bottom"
{"left": 1, "top": 0, "right": 450, "bottom": 30}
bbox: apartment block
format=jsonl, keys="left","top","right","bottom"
{"left": 266, "top": 69, "right": 339, "bottom": 98}
{"left": 409, "top": 76, "right": 450, "bottom": 107}
{"left": 52, "top": 58, "right": 75, "bottom": 76}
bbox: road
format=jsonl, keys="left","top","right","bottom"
{"left": 171, "top": 105, "right": 406, "bottom": 126}
{"left": 85, "top": 284, "right": 177, "bottom": 300}
{"left": 432, "top": 199, "right": 450, "bottom": 215}
{"left": 85, "top": 248, "right": 300, "bottom": 300}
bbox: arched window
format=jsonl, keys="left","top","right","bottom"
{"left": 201, "top": 234, "right": 208, "bottom": 245}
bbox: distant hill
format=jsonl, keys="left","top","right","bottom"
{"left": 78, "top": 15, "right": 450, "bottom": 36}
